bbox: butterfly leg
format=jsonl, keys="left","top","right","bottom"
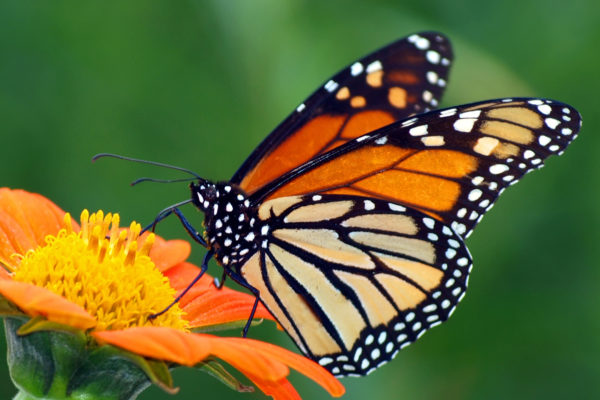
{"left": 142, "top": 207, "right": 207, "bottom": 247}
{"left": 213, "top": 270, "right": 227, "bottom": 289}
{"left": 149, "top": 248, "right": 215, "bottom": 319}
{"left": 221, "top": 268, "right": 260, "bottom": 338}
{"left": 141, "top": 206, "right": 175, "bottom": 233}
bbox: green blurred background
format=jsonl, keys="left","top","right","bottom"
{"left": 1, "top": 1, "right": 598, "bottom": 399}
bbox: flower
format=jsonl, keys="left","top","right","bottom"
{"left": 0, "top": 188, "right": 345, "bottom": 400}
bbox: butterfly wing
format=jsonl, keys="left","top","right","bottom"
{"left": 232, "top": 32, "right": 453, "bottom": 195}
{"left": 239, "top": 194, "right": 471, "bottom": 376}
{"left": 249, "top": 98, "right": 581, "bottom": 238}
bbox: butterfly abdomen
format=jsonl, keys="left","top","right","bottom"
{"left": 190, "top": 181, "right": 259, "bottom": 267}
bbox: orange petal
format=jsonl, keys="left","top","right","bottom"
{"left": 183, "top": 284, "right": 275, "bottom": 327}
{"left": 92, "top": 327, "right": 211, "bottom": 366}
{"left": 148, "top": 236, "right": 191, "bottom": 272}
{"left": 204, "top": 335, "right": 289, "bottom": 381}
{"left": 163, "top": 261, "right": 213, "bottom": 293}
{"left": 0, "top": 268, "right": 11, "bottom": 280}
{"left": 247, "top": 375, "right": 301, "bottom": 400}
{"left": 0, "top": 188, "right": 71, "bottom": 268}
{"left": 0, "top": 280, "right": 96, "bottom": 330}
{"left": 163, "top": 261, "right": 276, "bottom": 327}
{"left": 218, "top": 337, "right": 345, "bottom": 397}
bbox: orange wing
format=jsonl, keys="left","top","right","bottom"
{"left": 231, "top": 32, "right": 453, "bottom": 195}
{"left": 248, "top": 98, "right": 581, "bottom": 238}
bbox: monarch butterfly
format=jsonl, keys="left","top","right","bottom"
{"left": 96, "top": 32, "right": 581, "bottom": 377}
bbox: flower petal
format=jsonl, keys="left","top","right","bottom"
{"left": 0, "top": 280, "right": 96, "bottom": 330}
{"left": 215, "top": 337, "right": 345, "bottom": 397}
{"left": 163, "top": 261, "right": 276, "bottom": 327}
{"left": 165, "top": 263, "right": 275, "bottom": 328}
{"left": 95, "top": 329, "right": 344, "bottom": 399}
{"left": 246, "top": 375, "right": 301, "bottom": 400}
{"left": 92, "top": 327, "right": 211, "bottom": 366}
{"left": 148, "top": 236, "right": 191, "bottom": 272}
{"left": 0, "top": 188, "right": 70, "bottom": 268}
{"left": 163, "top": 261, "right": 213, "bottom": 293}
{"left": 0, "top": 267, "right": 11, "bottom": 280}
{"left": 183, "top": 284, "right": 275, "bottom": 327}
{"left": 203, "top": 335, "right": 289, "bottom": 381}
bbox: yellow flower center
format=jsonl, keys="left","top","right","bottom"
{"left": 13, "top": 210, "right": 189, "bottom": 331}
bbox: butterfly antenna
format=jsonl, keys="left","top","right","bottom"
{"left": 131, "top": 177, "right": 197, "bottom": 186}
{"left": 92, "top": 153, "right": 203, "bottom": 180}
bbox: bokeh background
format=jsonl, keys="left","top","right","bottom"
{"left": 1, "top": 1, "right": 598, "bottom": 399}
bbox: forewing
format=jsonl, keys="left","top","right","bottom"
{"left": 239, "top": 194, "right": 471, "bottom": 376}
{"left": 233, "top": 32, "right": 453, "bottom": 195}
{"left": 252, "top": 98, "right": 581, "bottom": 238}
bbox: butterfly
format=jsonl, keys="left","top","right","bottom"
{"left": 100, "top": 31, "right": 581, "bottom": 377}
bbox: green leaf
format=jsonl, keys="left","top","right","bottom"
{"left": 97, "top": 345, "right": 178, "bottom": 395}
{"left": 68, "top": 345, "right": 156, "bottom": 399}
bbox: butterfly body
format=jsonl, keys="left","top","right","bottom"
{"left": 138, "top": 32, "right": 580, "bottom": 377}
{"left": 190, "top": 181, "right": 258, "bottom": 267}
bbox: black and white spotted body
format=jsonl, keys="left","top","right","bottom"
{"left": 190, "top": 181, "right": 259, "bottom": 267}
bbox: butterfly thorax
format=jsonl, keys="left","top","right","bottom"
{"left": 190, "top": 181, "right": 259, "bottom": 268}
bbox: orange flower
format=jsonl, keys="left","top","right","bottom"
{"left": 0, "top": 188, "right": 345, "bottom": 399}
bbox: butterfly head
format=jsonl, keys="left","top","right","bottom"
{"left": 190, "top": 181, "right": 258, "bottom": 267}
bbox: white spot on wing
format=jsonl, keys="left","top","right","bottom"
{"left": 350, "top": 62, "right": 364, "bottom": 76}
{"left": 389, "top": 203, "right": 406, "bottom": 212}
{"left": 490, "top": 164, "right": 509, "bottom": 175}
{"left": 409, "top": 124, "right": 428, "bottom": 136}
{"left": 319, "top": 357, "right": 333, "bottom": 366}
{"left": 440, "top": 108, "right": 457, "bottom": 117}
{"left": 426, "top": 50, "right": 440, "bottom": 64}
{"left": 459, "top": 110, "right": 481, "bottom": 118}
{"left": 454, "top": 118, "right": 477, "bottom": 133}
{"left": 471, "top": 176, "right": 484, "bottom": 185}
{"left": 538, "top": 135, "right": 551, "bottom": 146}
{"left": 426, "top": 71, "right": 438, "bottom": 84}
{"left": 523, "top": 149, "right": 535, "bottom": 159}
{"left": 528, "top": 99, "right": 544, "bottom": 105}
{"left": 422, "top": 217, "right": 435, "bottom": 229}
{"left": 375, "top": 136, "right": 388, "bottom": 145}
{"left": 324, "top": 80, "right": 339, "bottom": 92}
{"left": 468, "top": 189, "right": 483, "bottom": 201}
{"left": 537, "top": 104, "right": 552, "bottom": 115}
{"left": 422, "top": 90, "right": 433, "bottom": 102}
{"left": 366, "top": 60, "right": 383, "bottom": 73}
{"left": 421, "top": 136, "right": 445, "bottom": 147}
{"left": 545, "top": 118, "right": 560, "bottom": 129}
{"left": 401, "top": 117, "right": 418, "bottom": 127}
{"left": 410, "top": 35, "right": 430, "bottom": 50}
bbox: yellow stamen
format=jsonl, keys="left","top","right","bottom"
{"left": 13, "top": 210, "right": 188, "bottom": 332}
